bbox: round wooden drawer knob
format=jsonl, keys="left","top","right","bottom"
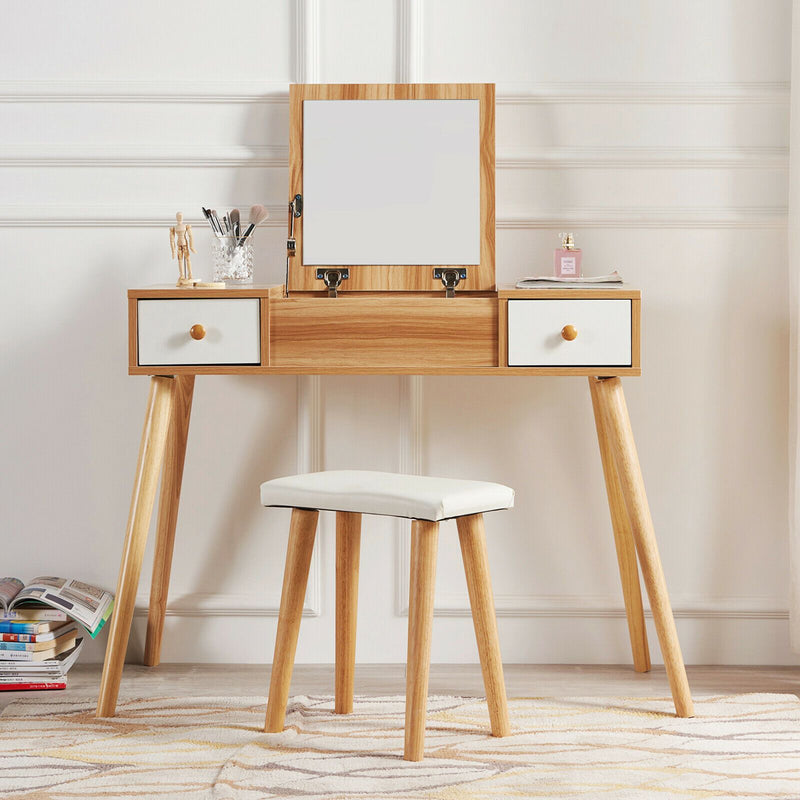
{"left": 561, "top": 324, "right": 578, "bottom": 341}
{"left": 190, "top": 324, "right": 206, "bottom": 340}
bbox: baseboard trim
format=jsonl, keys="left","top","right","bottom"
{"left": 132, "top": 592, "right": 785, "bottom": 621}
{"left": 133, "top": 592, "right": 321, "bottom": 618}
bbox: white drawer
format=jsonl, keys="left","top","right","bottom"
{"left": 507, "top": 299, "right": 631, "bottom": 367}
{"left": 137, "top": 299, "right": 261, "bottom": 366}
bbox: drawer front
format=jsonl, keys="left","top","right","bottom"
{"left": 137, "top": 299, "right": 261, "bottom": 366}
{"left": 507, "top": 299, "right": 631, "bottom": 367}
{"left": 270, "top": 296, "right": 498, "bottom": 368}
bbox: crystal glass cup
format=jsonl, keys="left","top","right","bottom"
{"left": 212, "top": 236, "right": 254, "bottom": 283}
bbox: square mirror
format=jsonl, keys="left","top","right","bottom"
{"left": 288, "top": 84, "right": 495, "bottom": 292}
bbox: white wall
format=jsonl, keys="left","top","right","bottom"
{"left": 0, "top": 0, "right": 795, "bottom": 666}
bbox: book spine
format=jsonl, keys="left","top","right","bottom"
{"left": 0, "top": 642, "right": 35, "bottom": 651}
{"left": 1, "top": 609, "right": 67, "bottom": 621}
{"left": 0, "top": 626, "right": 75, "bottom": 644}
{"left": 0, "top": 669, "right": 62, "bottom": 676}
{"left": 0, "top": 650, "right": 51, "bottom": 662}
{"left": 0, "top": 623, "right": 38, "bottom": 634}
{"left": 0, "top": 682, "right": 66, "bottom": 691}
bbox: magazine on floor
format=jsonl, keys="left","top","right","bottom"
{"left": 0, "top": 577, "right": 114, "bottom": 638}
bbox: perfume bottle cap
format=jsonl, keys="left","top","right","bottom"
{"left": 559, "top": 232, "right": 575, "bottom": 250}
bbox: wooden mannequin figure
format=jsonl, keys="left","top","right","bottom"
{"left": 170, "top": 212, "right": 198, "bottom": 287}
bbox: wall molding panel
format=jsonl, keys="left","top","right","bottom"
{"left": 395, "top": 375, "right": 424, "bottom": 616}
{"left": 496, "top": 82, "right": 791, "bottom": 105}
{"left": 0, "top": 205, "right": 785, "bottom": 229}
{"left": 397, "top": 0, "right": 423, "bottom": 83}
{"left": 0, "top": 81, "right": 290, "bottom": 103}
{"left": 134, "top": 592, "right": 321, "bottom": 618}
{"left": 394, "top": 2, "right": 425, "bottom": 618}
{"left": 497, "top": 147, "right": 789, "bottom": 170}
{"left": 132, "top": 378, "right": 326, "bottom": 624}
{"left": 0, "top": 205, "right": 288, "bottom": 228}
{"left": 295, "top": 0, "right": 320, "bottom": 84}
{"left": 0, "top": 145, "right": 289, "bottom": 168}
{"left": 291, "top": 0, "right": 324, "bottom": 618}
{"left": 2, "top": 145, "right": 785, "bottom": 170}
{"left": 0, "top": 80, "right": 789, "bottom": 105}
{"left": 497, "top": 207, "right": 788, "bottom": 229}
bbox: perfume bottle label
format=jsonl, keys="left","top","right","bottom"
{"left": 560, "top": 256, "right": 577, "bottom": 275}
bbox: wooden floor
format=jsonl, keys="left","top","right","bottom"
{"left": 2, "top": 664, "right": 799, "bottom": 711}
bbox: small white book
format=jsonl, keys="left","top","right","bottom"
{"left": 0, "top": 633, "right": 77, "bottom": 661}
{"left": 516, "top": 270, "right": 624, "bottom": 289}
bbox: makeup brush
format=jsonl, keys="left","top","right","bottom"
{"left": 236, "top": 204, "right": 269, "bottom": 247}
{"left": 202, "top": 207, "right": 222, "bottom": 238}
{"left": 230, "top": 208, "right": 240, "bottom": 239}
{"left": 211, "top": 209, "right": 223, "bottom": 236}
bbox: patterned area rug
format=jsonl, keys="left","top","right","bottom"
{"left": 1, "top": 693, "right": 798, "bottom": 799}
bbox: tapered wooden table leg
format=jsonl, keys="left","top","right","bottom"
{"left": 97, "top": 376, "right": 175, "bottom": 718}
{"left": 457, "top": 514, "right": 510, "bottom": 737}
{"left": 335, "top": 511, "right": 362, "bottom": 714}
{"left": 589, "top": 378, "right": 650, "bottom": 673}
{"left": 404, "top": 520, "right": 439, "bottom": 762}
{"left": 593, "top": 377, "right": 694, "bottom": 718}
{"left": 265, "top": 509, "right": 319, "bottom": 733}
{"left": 143, "top": 374, "right": 195, "bottom": 667}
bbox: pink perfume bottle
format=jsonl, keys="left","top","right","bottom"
{"left": 554, "top": 232, "right": 582, "bottom": 278}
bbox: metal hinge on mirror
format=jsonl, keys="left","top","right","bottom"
{"left": 316, "top": 268, "right": 349, "bottom": 297}
{"left": 433, "top": 268, "right": 467, "bottom": 298}
{"left": 285, "top": 194, "right": 302, "bottom": 297}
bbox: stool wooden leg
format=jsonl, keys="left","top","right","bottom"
{"left": 335, "top": 511, "right": 362, "bottom": 714}
{"left": 589, "top": 377, "right": 651, "bottom": 673}
{"left": 593, "top": 377, "right": 694, "bottom": 718}
{"left": 456, "top": 513, "right": 510, "bottom": 737}
{"left": 97, "top": 376, "right": 175, "bottom": 718}
{"left": 144, "top": 374, "right": 195, "bottom": 667}
{"left": 404, "top": 519, "right": 439, "bottom": 762}
{"left": 265, "top": 508, "right": 319, "bottom": 733}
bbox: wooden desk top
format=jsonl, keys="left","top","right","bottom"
{"left": 129, "top": 285, "right": 639, "bottom": 300}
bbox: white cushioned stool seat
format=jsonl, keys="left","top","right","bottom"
{"left": 260, "top": 470, "right": 514, "bottom": 521}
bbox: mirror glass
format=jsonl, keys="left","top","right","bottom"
{"left": 302, "top": 99, "right": 480, "bottom": 266}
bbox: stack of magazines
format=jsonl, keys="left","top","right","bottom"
{"left": 515, "top": 270, "right": 624, "bottom": 288}
{"left": 0, "top": 576, "right": 114, "bottom": 691}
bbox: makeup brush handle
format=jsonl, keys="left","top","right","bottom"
{"left": 236, "top": 223, "right": 256, "bottom": 247}
{"left": 202, "top": 207, "right": 223, "bottom": 238}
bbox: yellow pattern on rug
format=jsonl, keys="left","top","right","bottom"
{"left": 1, "top": 694, "right": 798, "bottom": 799}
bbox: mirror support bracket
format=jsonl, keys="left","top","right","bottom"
{"left": 285, "top": 194, "right": 303, "bottom": 297}
{"left": 316, "top": 268, "right": 350, "bottom": 297}
{"left": 433, "top": 268, "right": 467, "bottom": 298}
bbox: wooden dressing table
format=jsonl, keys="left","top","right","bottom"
{"left": 97, "top": 83, "right": 694, "bottom": 722}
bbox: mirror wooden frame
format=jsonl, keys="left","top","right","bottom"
{"left": 288, "top": 83, "right": 495, "bottom": 293}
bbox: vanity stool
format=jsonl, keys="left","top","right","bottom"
{"left": 260, "top": 469, "right": 514, "bottom": 761}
